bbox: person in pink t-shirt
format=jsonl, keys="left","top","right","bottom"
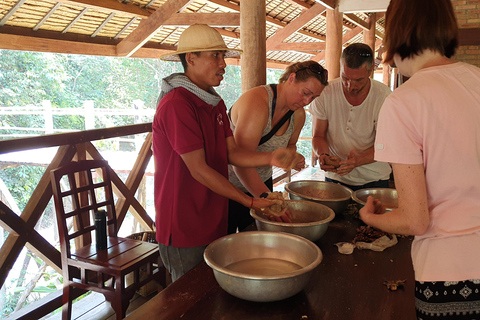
{"left": 153, "top": 24, "right": 302, "bottom": 282}
{"left": 359, "top": 0, "right": 480, "bottom": 319}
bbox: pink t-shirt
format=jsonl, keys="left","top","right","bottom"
{"left": 152, "top": 87, "right": 233, "bottom": 247}
{"left": 375, "top": 62, "right": 480, "bottom": 281}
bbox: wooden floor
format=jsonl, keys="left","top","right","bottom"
{"left": 41, "top": 167, "right": 324, "bottom": 320}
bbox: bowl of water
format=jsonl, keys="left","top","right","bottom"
{"left": 204, "top": 231, "right": 322, "bottom": 302}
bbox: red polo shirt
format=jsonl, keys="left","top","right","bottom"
{"left": 152, "top": 87, "right": 233, "bottom": 247}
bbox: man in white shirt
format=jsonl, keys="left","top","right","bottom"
{"left": 310, "top": 43, "right": 392, "bottom": 191}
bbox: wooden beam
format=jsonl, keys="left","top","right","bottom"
{"left": 342, "top": 25, "right": 364, "bottom": 44}
{"left": 315, "top": 0, "right": 337, "bottom": 10}
{"left": 343, "top": 13, "right": 369, "bottom": 30}
{"left": 0, "top": 123, "right": 152, "bottom": 154}
{"left": 343, "top": 12, "right": 384, "bottom": 39}
{"left": 0, "top": 203, "right": 63, "bottom": 275}
{"left": 0, "top": 32, "right": 174, "bottom": 58}
{"left": 116, "top": 0, "right": 192, "bottom": 57}
{"left": 55, "top": 0, "right": 152, "bottom": 18}
{"left": 282, "top": 0, "right": 311, "bottom": 9}
{"left": 266, "top": 3, "right": 326, "bottom": 51}
{"left": 0, "top": 32, "right": 117, "bottom": 56}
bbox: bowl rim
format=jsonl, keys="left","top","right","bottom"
{"left": 204, "top": 231, "right": 322, "bottom": 280}
{"left": 249, "top": 200, "right": 335, "bottom": 227}
{"left": 285, "top": 180, "right": 353, "bottom": 201}
{"left": 351, "top": 187, "right": 398, "bottom": 206}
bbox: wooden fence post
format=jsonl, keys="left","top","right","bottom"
{"left": 42, "top": 100, "right": 53, "bottom": 134}
{"left": 83, "top": 100, "right": 95, "bottom": 130}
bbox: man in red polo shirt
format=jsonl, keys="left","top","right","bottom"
{"left": 153, "top": 24, "right": 301, "bottom": 282}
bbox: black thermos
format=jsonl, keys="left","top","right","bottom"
{"left": 95, "top": 209, "right": 107, "bottom": 250}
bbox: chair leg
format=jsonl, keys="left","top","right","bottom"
{"left": 61, "top": 284, "right": 72, "bottom": 320}
{"left": 109, "top": 276, "right": 134, "bottom": 320}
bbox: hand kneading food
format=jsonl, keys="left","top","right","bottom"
{"left": 266, "top": 191, "right": 287, "bottom": 217}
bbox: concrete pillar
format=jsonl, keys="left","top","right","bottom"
{"left": 240, "top": 0, "right": 266, "bottom": 93}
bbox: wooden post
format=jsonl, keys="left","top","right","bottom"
{"left": 133, "top": 99, "right": 144, "bottom": 152}
{"left": 42, "top": 100, "right": 53, "bottom": 134}
{"left": 83, "top": 100, "right": 95, "bottom": 130}
{"left": 325, "top": 7, "right": 343, "bottom": 79}
{"left": 363, "top": 13, "right": 376, "bottom": 78}
{"left": 240, "top": 0, "right": 266, "bottom": 93}
{"left": 383, "top": 63, "right": 390, "bottom": 87}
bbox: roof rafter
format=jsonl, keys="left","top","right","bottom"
{"left": 266, "top": 3, "right": 327, "bottom": 51}
{"left": 116, "top": 0, "right": 193, "bottom": 57}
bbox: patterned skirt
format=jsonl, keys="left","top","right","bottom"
{"left": 415, "top": 280, "right": 480, "bottom": 319}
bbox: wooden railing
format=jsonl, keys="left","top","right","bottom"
{"left": 0, "top": 123, "right": 154, "bottom": 319}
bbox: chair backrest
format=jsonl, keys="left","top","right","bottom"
{"left": 50, "top": 160, "right": 118, "bottom": 259}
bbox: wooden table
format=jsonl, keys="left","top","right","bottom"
{"left": 125, "top": 215, "right": 416, "bottom": 320}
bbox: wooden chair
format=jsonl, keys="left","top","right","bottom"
{"left": 50, "top": 159, "right": 164, "bottom": 320}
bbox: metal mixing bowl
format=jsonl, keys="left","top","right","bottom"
{"left": 204, "top": 231, "right": 322, "bottom": 302}
{"left": 250, "top": 200, "right": 335, "bottom": 242}
{"left": 352, "top": 188, "right": 398, "bottom": 212}
{"left": 285, "top": 180, "right": 353, "bottom": 215}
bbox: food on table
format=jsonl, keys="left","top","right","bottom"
{"left": 324, "top": 155, "right": 341, "bottom": 168}
{"left": 296, "top": 187, "right": 342, "bottom": 199}
{"left": 353, "top": 225, "right": 393, "bottom": 243}
{"left": 383, "top": 279, "right": 406, "bottom": 291}
{"left": 353, "top": 225, "right": 398, "bottom": 252}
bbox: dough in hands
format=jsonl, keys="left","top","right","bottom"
{"left": 324, "top": 155, "right": 341, "bottom": 168}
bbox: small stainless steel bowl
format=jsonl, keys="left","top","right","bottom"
{"left": 204, "top": 231, "right": 322, "bottom": 302}
{"left": 250, "top": 200, "right": 334, "bottom": 242}
{"left": 285, "top": 180, "right": 353, "bottom": 216}
{"left": 352, "top": 188, "right": 398, "bottom": 212}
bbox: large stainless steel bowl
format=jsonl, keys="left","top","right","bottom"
{"left": 352, "top": 188, "right": 398, "bottom": 212}
{"left": 204, "top": 231, "right": 322, "bottom": 302}
{"left": 250, "top": 200, "right": 334, "bottom": 242}
{"left": 285, "top": 180, "right": 353, "bottom": 216}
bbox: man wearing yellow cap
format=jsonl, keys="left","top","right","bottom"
{"left": 153, "top": 24, "right": 301, "bottom": 282}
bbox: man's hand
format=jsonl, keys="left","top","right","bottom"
{"left": 251, "top": 197, "right": 292, "bottom": 223}
{"left": 271, "top": 148, "right": 303, "bottom": 171}
{"left": 319, "top": 154, "right": 340, "bottom": 172}
{"left": 336, "top": 150, "right": 358, "bottom": 176}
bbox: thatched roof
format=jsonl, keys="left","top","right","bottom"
{"left": 0, "top": 0, "right": 478, "bottom": 68}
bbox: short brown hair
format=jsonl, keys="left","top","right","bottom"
{"left": 384, "top": 0, "right": 458, "bottom": 63}
{"left": 279, "top": 60, "right": 328, "bottom": 86}
{"left": 341, "top": 43, "right": 374, "bottom": 70}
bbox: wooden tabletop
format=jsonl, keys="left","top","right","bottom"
{"left": 125, "top": 214, "right": 416, "bottom": 320}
